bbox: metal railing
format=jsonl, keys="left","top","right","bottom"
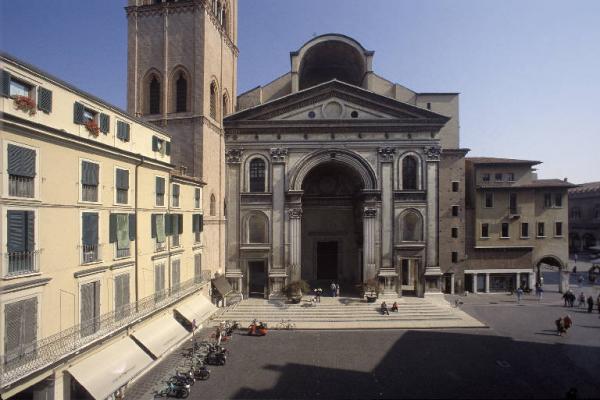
{"left": 80, "top": 244, "right": 101, "bottom": 264}
{"left": 81, "top": 185, "right": 98, "bottom": 202}
{"left": 115, "top": 246, "right": 131, "bottom": 259}
{"left": 194, "top": 231, "right": 202, "bottom": 244}
{"left": 508, "top": 206, "right": 522, "bottom": 216}
{"left": 155, "top": 240, "right": 166, "bottom": 252}
{"left": 0, "top": 271, "right": 212, "bottom": 387}
{"left": 171, "top": 234, "right": 180, "bottom": 248}
{"left": 8, "top": 175, "right": 34, "bottom": 198}
{"left": 4, "top": 250, "right": 40, "bottom": 277}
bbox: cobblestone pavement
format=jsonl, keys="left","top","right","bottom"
{"left": 125, "top": 286, "right": 600, "bottom": 399}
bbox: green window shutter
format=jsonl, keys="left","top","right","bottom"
{"left": 37, "top": 87, "right": 52, "bottom": 113}
{"left": 99, "top": 113, "right": 110, "bottom": 134}
{"left": 1, "top": 70, "right": 10, "bottom": 97}
{"left": 7, "top": 144, "right": 36, "bottom": 178}
{"left": 74, "top": 102, "right": 85, "bottom": 124}
{"left": 199, "top": 214, "right": 204, "bottom": 232}
{"left": 152, "top": 136, "right": 159, "bottom": 152}
{"left": 116, "top": 169, "right": 129, "bottom": 190}
{"left": 109, "top": 213, "right": 118, "bottom": 243}
{"left": 178, "top": 214, "right": 183, "bottom": 235}
{"left": 117, "top": 121, "right": 131, "bottom": 142}
{"left": 165, "top": 214, "right": 172, "bottom": 236}
{"left": 151, "top": 214, "right": 157, "bottom": 238}
{"left": 81, "top": 161, "right": 99, "bottom": 185}
{"left": 156, "top": 177, "right": 165, "bottom": 195}
{"left": 192, "top": 214, "right": 198, "bottom": 233}
{"left": 128, "top": 214, "right": 136, "bottom": 241}
{"left": 82, "top": 212, "right": 99, "bottom": 246}
{"left": 172, "top": 184, "right": 180, "bottom": 196}
{"left": 165, "top": 141, "right": 171, "bottom": 155}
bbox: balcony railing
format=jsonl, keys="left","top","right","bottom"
{"left": 8, "top": 175, "right": 34, "bottom": 198}
{"left": 115, "top": 246, "right": 131, "bottom": 259}
{"left": 195, "top": 231, "right": 202, "bottom": 244}
{"left": 155, "top": 240, "right": 166, "bottom": 252}
{"left": 81, "top": 185, "right": 98, "bottom": 202}
{"left": 4, "top": 250, "right": 40, "bottom": 277}
{"left": 0, "top": 271, "right": 212, "bottom": 387}
{"left": 171, "top": 234, "right": 180, "bottom": 248}
{"left": 80, "top": 244, "right": 101, "bottom": 264}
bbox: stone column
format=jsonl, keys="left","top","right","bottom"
{"left": 424, "top": 146, "right": 442, "bottom": 292}
{"left": 225, "top": 149, "right": 243, "bottom": 274}
{"left": 516, "top": 272, "right": 521, "bottom": 289}
{"left": 378, "top": 147, "right": 395, "bottom": 269}
{"left": 288, "top": 208, "right": 302, "bottom": 282}
{"left": 485, "top": 273, "right": 490, "bottom": 293}
{"left": 270, "top": 148, "right": 288, "bottom": 272}
{"left": 472, "top": 274, "right": 478, "bottom": 293}
{"left": 450, "top": 274, "right": 455, "bottom": 294}
{"left": 363, "top": 207, "right": 378, "bottom": 281}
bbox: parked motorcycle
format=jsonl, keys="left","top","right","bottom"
{"left": 156, "top": 381, "right": 189, "bottom": 399}
{"left": 205, "top": 350, "right": 226, "bottom": 366}
{"left": 248, "top": 319, "right": 268, "bottom": 336}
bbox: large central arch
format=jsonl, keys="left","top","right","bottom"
{"left": 289, "top": 148, "right": 378, "bottom": 191}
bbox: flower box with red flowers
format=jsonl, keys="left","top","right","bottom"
{"left": 13, "top": 95, "right": 36, "bottom": 116}
{"left": 84, "top": 119, "right": 100, "bottom": 136}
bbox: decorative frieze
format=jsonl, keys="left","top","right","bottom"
{"left": 424, "top": 146, "right": 442, "bottom": 161}
{"left": 377, "top": 147, "right": 396, "bottom": 162}
{"left": 270, "top": 147, "right": 288, "bottom": 163}
{"left": 363, "top": 207, "right": 378, "bottom": 218}
{"left": 288, "top": 208, "right": 303, "bottom": 219}
{"left": 225, "top": 148, "right": 243, "bottom": 163}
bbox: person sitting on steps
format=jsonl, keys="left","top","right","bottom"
{"left": 381, "top": 301, "right": 390, "bottom": 315}
{"left": 391, "top": 302, "right": 399, "bottom": 312}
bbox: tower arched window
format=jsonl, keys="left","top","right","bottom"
{"left": 149, "top": 76, "right": 161, "bottom": 115}
{"left": 209, "top": 81, "right": 218, "bottom": 120}
{"left": 249, "top": 158, "right": 266, "bottom": 192}
{"left": 175, "top": 72, "right": 187, "bottom": 113}
{"left": 401, "top": 211, "right": 423, "bottom": 242}
{"left": 221, "top": 6, "right": 227, "bottom": 29}
{"left": 248, "top": 213, "right": 268, "bottom": 244}
{"left": 402, "top": 156, "right": 418, "bottom": 190}
{"left": 210, "top": 194, "right": 216, "bottom": 216}
{"left": 222, "top": 93, "right": 229, "bottom": 116}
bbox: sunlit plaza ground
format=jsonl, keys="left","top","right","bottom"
{"left": 127, "top": 268, "right": 600, "bottom": 399}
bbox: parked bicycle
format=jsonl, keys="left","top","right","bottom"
{"left": 156, "top": 381, "right": 189, "bottom": 398}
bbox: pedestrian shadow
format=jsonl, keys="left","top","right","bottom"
{"left": 338, "top": 298, "right": 364, "bottom": 306}
{"left": 268, "top": 299, "right": 290, "bottom": 309}
{"left": 577, "top": 325, "right": 600, "bottom": 329}
{"left": 535, "top": 330, "right": 559, "bottom": 336}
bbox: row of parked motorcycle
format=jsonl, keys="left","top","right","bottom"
{"left": 155, "top": 320, "right": 239, "bottom": 398}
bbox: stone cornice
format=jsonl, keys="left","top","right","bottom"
{"left": 125, "top": 0, "right": 238, "bottom": 56}
{"left": 225, "top": 122, "right": 443, "bottom": 137}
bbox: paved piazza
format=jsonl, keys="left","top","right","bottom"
{"left": 128, "top": 284, "right": 600, "bottom": 399}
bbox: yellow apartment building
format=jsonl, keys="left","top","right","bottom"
{"left": 0, "top": 54, "right": 216, "bottom": 399}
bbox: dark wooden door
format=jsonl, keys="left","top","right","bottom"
{"left": 248, "top": 261, "right": 266, "bottom": 298}
{"left": 317, "top": 241, "right": 338, "bottom": 280}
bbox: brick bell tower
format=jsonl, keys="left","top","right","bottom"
{"left": 125, "top": 0, "right": 238, "bottom": 274}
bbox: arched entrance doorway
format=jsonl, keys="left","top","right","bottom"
{"left": 536, "top": 255, "right": 568, "bottom": 293}
{"left": 300, "top": 162, "right": 364, "bottom": 293}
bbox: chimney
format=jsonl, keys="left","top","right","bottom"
{"left": 563, "top": 177, "right": 568, "bottom": 182}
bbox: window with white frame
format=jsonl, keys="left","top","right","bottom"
{"left": 194, "top": 188, "right": 201, "bottom": 209}
{"left": 81, "top": 212, "right": 100, "bottom": 264}
{"left": 115, "top": 168, "right": 129, "bottom": 204}
{"left": 156, "top": 177, "right": 165, "bottom": 206}
{"left": 501, "top": 223, "right": 509, "bottom": 238}
{"left": 193, "top": 214, "right": 204, "bottom": 243}
{"left": 110, "top": 213, "right": 135, "bottom": 259}
{"left": 537, "top": 222, "right": 545, "bottom": 237}
{"left": 7, "top": 143, "right": 36, "bottom": 198}
{"left": 151, "top": 214, "right": 166, "bottom": 252}
{"left": 154, "top": 263, "right": 166, "bottom": 302}
{"left": 555, "top": 222, "right": 563, "bottom": 237}
{"left": 171, "top": 259, "right": 181, "bottom": 292}
{"left": 249, "top": 158, "right": 266, "bottom": 192}
{"left": 81, "top": 160, "right": 99, "bottom": 202}
{"left": 481, "top": 223, "right": 490, "bottom": 238}
{"left": 484, "top": 192, "right": 494, "bottom": 208}
{"left": 172, "top": 184, "right": 180, "bottom": 207}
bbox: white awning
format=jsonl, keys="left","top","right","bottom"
{"left": 175, "top": 294, "right": 217, "bottom": 327}
{"left": 131, "top": 313, "right": 189, "bottom": 358}
{"left": 67, "top": 337, "right": 153, "bottom": 400}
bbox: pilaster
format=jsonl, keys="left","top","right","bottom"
{"left": 424, "top": 146, "right": 442, "bottom": 292}
{"left": 225, "top": 148, "right": 243, "bottom": 275}
{"left": 270, "top": 148, "right": 288, "bottom": 272}
{"left": 363, "top": 207, "right": 378, "bottom": 281}
{"left": 378, "top": 147, "right": 395, "bottom": 270}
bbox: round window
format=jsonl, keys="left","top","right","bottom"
{"left": 308, "top": 111, "right": 316, "bottom": 119}
{"left": 351, "top": 111, "right": 359, "bottom": 118}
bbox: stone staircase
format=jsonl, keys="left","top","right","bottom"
{"left": 212, "top": 296, "right": 485, "bottom": 330}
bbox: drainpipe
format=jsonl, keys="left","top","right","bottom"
{"left": 134, "top": 156, "right": 145, "bottom": 311}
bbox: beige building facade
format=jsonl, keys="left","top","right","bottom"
{"left": 568, "top": 182, "right": 600, "bottom": 254}
{"left": 464, "top": 158, "right": 574, "bottom": 293}
{"left": 0, "top": 54, "right": 214, "bottom": 399}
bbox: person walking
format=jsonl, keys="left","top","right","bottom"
{"left": 537, "top": 285, "right": 544, "bottom": 301}
{"left": 330, "top": 282, "right": 337, "bottom": 297}
{"left": 564, "top": 315, "right": 573, "bottom": 334}
{"left": 316, "top": 288, "right": 322, "bottom": 302}
{"left": 587, "top": 295, "right": 594, "bottom": 313}
{"left": 335, "top": 282, "right": 340, "bottom": 298}
{"left": 555, "top": 317, "right": 566, "bottom": 336}
{"left": 569, "top": 291, "right": 576, "bottom": 307}
{"left": 516, "top": 287, "right": 523, "bottom": 304}
{"left": 562, "top": 291, "right": 569, "bottom": 307}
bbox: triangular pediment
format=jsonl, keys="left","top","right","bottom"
{"left": 225, "top": 80, "right": 450, "bottom": 124}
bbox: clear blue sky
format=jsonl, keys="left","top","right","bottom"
{"left": 1, "top": 0, "right": 598, "bottom": 183}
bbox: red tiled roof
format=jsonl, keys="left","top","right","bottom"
{"left": 569, "top": 181, "right": 600, "bottom": 194}
{"left": 466, "top": 157, "right": 541, "bottom": 165}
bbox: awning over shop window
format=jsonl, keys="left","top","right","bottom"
{"left": 130, "top": 313, "right": 188, "bottom": 358}
{"left": 212, "top": 275, "right": 232, "bottom": 298}
{"left": 67, "top": 337, "right": 152, "bottom": 400}
{"left": 175, "top": 295, "right": 217, "bottom": 327}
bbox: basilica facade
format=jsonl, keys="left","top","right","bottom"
{"left": 223, "top": 35, "right": 464, "bottom": 298}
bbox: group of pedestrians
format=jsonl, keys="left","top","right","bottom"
{"left": 563, "top": 290, "right": 600, "bottom": 313}
{"left": 380, "top": 301, "right": 398, "bottom": 315}
{"left": 330, "top": 282, "right": 340, "bottom": 297}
